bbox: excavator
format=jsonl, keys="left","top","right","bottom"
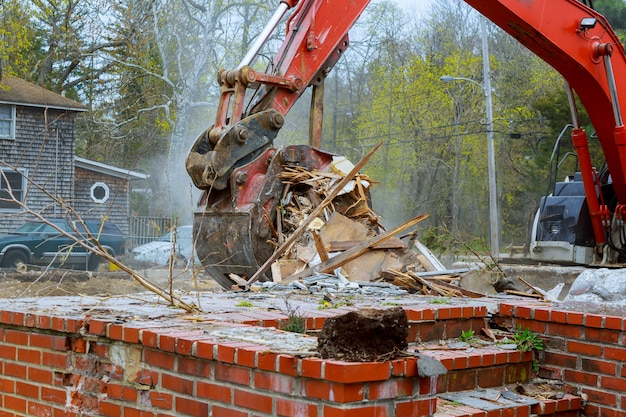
{"left": 186, "top": 0, "right": 626, "bottom": 289}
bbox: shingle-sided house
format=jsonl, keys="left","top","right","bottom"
{"left": 0, "top": 76, "right": 147, "bottom": 235}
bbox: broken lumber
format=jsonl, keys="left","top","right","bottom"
{"left": 245, "top": 142, "right": 383, "bottom": 286}
{"left": 284, "top": 214, "right": 429, "bottom": 281}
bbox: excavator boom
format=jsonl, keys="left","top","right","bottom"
{"left": 188, "top": 0, "right": 626, "bottom": 288}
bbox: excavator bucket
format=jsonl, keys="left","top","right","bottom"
{"left": 192, "top": 145, "right": 336, "bottom": 290}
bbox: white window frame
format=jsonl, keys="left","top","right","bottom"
{"left": 0, "top": 104, "right": 16, "bottom": 140}
{"left": 0, "top": 169, "right": 26, "bottom": 211}
{"left": 90, "top": 182, "right": 110, "bottom": 203}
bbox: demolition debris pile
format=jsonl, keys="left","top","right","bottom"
{"left": 248, "top": 153, "right": 474, "bottom": 297}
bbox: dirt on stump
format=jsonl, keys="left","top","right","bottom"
{"left": 317, "top": 307, "right": 408, "bottom": 361}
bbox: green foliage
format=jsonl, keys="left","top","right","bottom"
{"left": 428, "top": 297, "right": 451, "bottom": 305}
{"left": 513, "top": 325, "right": 544, "bottom": 352}
{"left": 235, "top": 301, "right": 253, "bottom": 307}
{"left": 278, "top": 296, "right": 306, "bottom": 334}
{"left": 459, "top": 329, "right": 476, "bottom": 343}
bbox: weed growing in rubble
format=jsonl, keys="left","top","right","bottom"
{"left": 278, "top": 296, "right": 306, "bottom": 334}
{"left": 428, "top": 297, "right": 451, "bottom": 305}
{"left": 459, "top": 330, "right": 477, "bottom": 343}
{"left": 235, "top": 301, "right": 254, "bottom": 307}
{"left": 513, "top": 325, "right": 544, "bottom": 373}
{"left": 513, "top": 325, "right": 544, "bottom": 352}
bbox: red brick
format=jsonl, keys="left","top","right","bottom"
{"left": 437, "top": 307, "right": 451, "bottom": 320}
{"left": 564, "top": 369, "right": 598, "bottom": 386}
{"left": 97, "top": 401, "right": 121, "bottom": 417}
{"left": 585, "top": 314, "right": 603, "bottom": 328}
{"left": 550, "top": 310, "right": 567, "bottom": 323}
{"left": 568, "top": 340, "right": 601, "bottom": 356}
{"left": 504, "top": 363, "right": 530, "bottom": 384}
{"left": 235, "top": 345, "right": 263, "bottom": 368}
{"left": 537, "top": 366, "right": 563, "bottom": 380}
{"left": 5, "top": 329, "right": 29, "bottom": 345}
{"left": 477, "top": 366, "right": 504, "bottom": 388}
{"left": 214, "top": 363, "right": 250, "bottom": 386}
{"left": 27, "top": 402, "right": 53, "bottom": 417}
{"left": 88, "top": 319, "right": 110, "bottom": 336}
{"left": 276, "top": 398, "right": 317, "bottom": 417}
{"left": 300, "top": 379, "right": 365, "bottom": 402}
{"left": 254, "top": 370, "right": 294, "bottom": 394}
{"left": 586, "top": 328, "right": 620, "bottom": 344}
{"left": 161, "top": 373, "right": 193, "bottom": 395}
{"left": 4, "top": 395, "right": 27, "bottom": 413}
{"left": 323, "top": 403, "right": 389, "bottom": 417}
{"left": 543, "top": 351, "right": 577, "bottom": 369}
{"left": 106, "top": 383, "right": 138, "bottom": 402}
{"left": 603, "top": 316, "right": 623, "bottom": 331}
{"left": 324, "top": 360, "right": 390, "bottom": 383}
{"left": 149, "top": 391, "right": 173, "bottom": 410}
{"left": 404, "top": 308, "right": 424, "bottom": 321}
{"left": 143, "top": 349, "right": 175, "bottom": 369}
{"left": 177, "top": 356, "right": 211, "bottom": 377}
{"left": 234, "top": 388, "right": 273, "bottom": 414}
{"left": 369, "top": 379, "right": 414, "bottom": 399}
{"left": 515, "top": 306, "right": 532, "bottom": 319}
{"left": 604, "top": 346, "right": 626, "bottom": 362}
{"left": 278, "top": 354, "right": 299, "bottom": 376}
{"left": 300, "top": 358, "right": 324, "bottom": 379}
{"left": 533, "top": 308, "right": 550, "bottom": 322}
{"left": 4, "top": 362, "right": 27, "bottom": 378}
{"left": 448, "top": 369, "right": 478, "bottom": 391}
{"left": 28, "top": 367, "right": 53, "bottom": 384}
{"left": 582, "top": 387, "right": 618, "bottom": 407}
{"left": 18, "top": 347, "right": 41, "bottom": 364}
{"left": 176, "top": 397, "right": 209, "bottom": 416}
{"left": 197, "top": 380, "right": 231, "bottom": 403}
{"left": 257, "top": 350, "right": 278, "bottom": 371}
{"left": 41, "top": 386, "right": 66, "bottom": 405}
{"left": 582, "top": 358, "right": 617, "bottom": 375}
{"left": 0, "top": 343, "right": 15, "bottom": 360}
{"left": 211, "top": 404, "right": 247, "bottom": 417}
{"left": 548, "top": 322, "right": 582, "bottom": 338}
{"left": 0, "top": 377, "right": 15, "bottom": 394}
{"left": 565, "top": 311, "right": 584, "bottom": 325}
{"left": 16, "top": 381, "right": 38, "bottom": 398}
{"left": 395, "top": 398, "right": 436, "bottom": 417}
{"left": 196, "top": 340, "right": 216, "bottom": 360}
{"left": 500, "top": 304, "right": 515, "bottom": 316}
{"left": 601, "top": 376, "right": 626, "bottom": 392}
{"left": 30, "top": 333, "right": 69, "bottom": 351}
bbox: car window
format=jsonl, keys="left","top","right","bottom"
{"left": 13, "top": 222, "right": 42, "bottom": 234}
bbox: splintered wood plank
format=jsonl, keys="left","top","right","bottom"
{"left": 319, "top": 212, "right": 371, "bottom": 243}
{"left": 327, "top": 237, "right": 406, "bottom": 251}
{"left": 285, "top": 214, "right": 429, "bottom": 281}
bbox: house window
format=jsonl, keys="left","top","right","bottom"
{"left": 90, "top": 182, "right": 110, "bottom": 203}
{"left": 0, "top": 104, "right": 15, "bottom": 139}
{"left": 0, "top": 169, "right": 25, "bottom": 211}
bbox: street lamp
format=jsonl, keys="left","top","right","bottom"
{"left": 440, "top": 19, "right": 499, "bottom": 259}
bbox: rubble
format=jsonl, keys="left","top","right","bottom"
{"left": 243, "top": 152, "right": 480, "bottom": 298}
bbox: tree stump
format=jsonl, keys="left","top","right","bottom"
{"left": 317, "top": 307, "right": 408, "bottom": 361}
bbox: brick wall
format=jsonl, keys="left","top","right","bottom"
{"left": 0, "top": 302, "right": 622, "bottom": 417}
{"left": 0, "top": 309, "right": 438, "bottom": 417}
{"left": 497, "top": 302, "right": 626, "bottom": 417}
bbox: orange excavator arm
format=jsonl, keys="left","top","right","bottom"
{"left": 466, "top": 0, "right": 626, "bottom": 249}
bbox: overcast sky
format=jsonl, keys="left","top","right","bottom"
{"left": 395, "top": 0, "right": 434, "bottom": 17}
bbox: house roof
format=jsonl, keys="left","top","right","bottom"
{"left": 74, "top": 156, "right": 149, "bottom": 180}
{"left": 0, "top": 76, "right": 88, "bottom": 112}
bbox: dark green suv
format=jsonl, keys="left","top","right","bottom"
{"left": 0, "top": 218, "right": 126, "bottom": 270}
